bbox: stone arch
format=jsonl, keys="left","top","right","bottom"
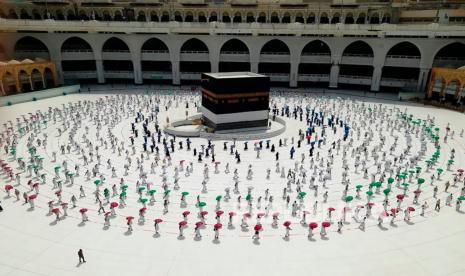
{"left": 14, "top": 36, "right": 50, "bottom": 59}
{"left": 222, "top": 12, "right": 231, "bottom": 23}
{"left": 270, "top": 12, "right": 279, "bottom": 23}
{"left": 137, "top": 11, "right": 146, "bottom": 22}
{"left": 180, "top": 38, "right": 209, "bottom": 53}
{"left": 320, "top": 12, "right": 329, "bottom": 24}
{"left": 260, "top": 39, "right": 290, "bottom": 55}
{"left": 342, "top": 40, "right": 374, "bottom": 57}
{"left": 141, "top": 38, "right": 169, "bottom": 53}
{"left": 331, "top": 13, "right": 341, "bottom": 24}
{"left": 233, "top": 12, "right": 242, "bottom": 23}
{"left": 386, "top": 41, "right": 421, "bottom": 58}
{"left": 102, "top": 37, "right": 130, "bottom": 52}
{"left": 345, "top": 13, "right": 354, "bottom": 24}
{"left": 220, "top": 38, "right": 250, "bottom": 54}
{"left": 61, "top": 37, "right": 94, "bottom": 52}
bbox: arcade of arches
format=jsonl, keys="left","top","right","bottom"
{"left": 0, "top": 59, "right": 58, "bottom": 96}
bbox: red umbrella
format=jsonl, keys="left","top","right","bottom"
{"left": 243, "top": 212, "right": 251, "bottom": 218}
{"left": 257, "top": 212, "right": 266, "bottom": 218}
{"left": 154, "top": 218, "right": 163, "bottom": 223}
{"left": 195, "top": 221, "right": 204, "bottom": 226}
{"left": 28, "top": 194, "right": 37, "bottom": 200}
{"left": 254, "top": 224, "right": 262, "bottom": 231}
{"left": 283, "top": 221, "right": 291, "bottom": 227}
{"left": 228, "top": 211, "right": 236, "bottom": 217}
{"left": 357, "top": 205, "right": 365, "bottom": 209}
{"left": 104, "top": 212, "right": 112, "bottom": 217}
{"left": 55, "top": 191, "right": 61, "bottom": 196}
{"left": 79, "top": 208, "right": 88, "bottom": 213}
{"left": 396, "top": 194, "right": 405, "bottom": 200}
{"left": 126, "top": 216, "right": 135, "bottom": 221}
{"left": 457, "top": 169, "right": 464, "bottom": 173}
{"left": 391, "top": 208, "right": 400, "bottom": 213}
{"left": 272, "top": 212, "right": 280, "bottom": 217}
{"left": 328, "top": 207, "right": 335, "bottom": 212}
{"left": 322, "top": 221, "right": 331, "bottom": 228}
{"left": 309, "top": 222, "right": 318, "bottom": 229}
{"left": 179, "top": 220, "right": 188, "bottom": 226}
{"left": 139, "top": 207, "right": 147, "bottom": 213}
{"left": 216, "top": 210, "right": 224, "bottom": 216}
{"left": 51, "top": 208, "right": 60, "bottom": 214}
{"left": 61, "top": 203, "right": 68, "bottom": 207}
{"left": 214, "top": 223, "right": 222, "bottom": 229}
{"left": 182, "top": 211, "right": 191, "bottom": 217}
{"left": 200, "top": 211, "right": 208, "bottom": 216}
{"left": 4, "top": 184, "right": 13, "bottom": 191}
{"left": 414, "top": 189, "right": 421, "bottom": 194}
{"left": 380, "top": 211, "right": 389, "bottom": 217}
{"left": 110, "top": 202, "right": 118, "bottom": 208}
{"left": 367, "top": 202, "right": 375, "bottom": 207}
{"left": 408, "top": 207, "right": 415, "bottom": 212}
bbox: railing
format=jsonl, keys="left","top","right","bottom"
{"left": 220, "top": 51, "right": 249, "bottom": 55}
{"left": 180, "top": 50, "right": 209, "bottom": 54}
{"left": 260, "top": 52, "right": 290, "bottom": 55}
{"left": 102, "top": 50, "right": 130, "bottom": 53}
{"left": 2, "top": 19, "right": 465, "bottom": 36}
{"left": 15, "top": 50, "right": 48, "bottom": 53}
{"left": 342, "top": 53, "right": 374, "bottom": 57}
{"left": 301, "top": 52, "right": 331, "bottom": 56}
{"left": 61, "top": 49, "right": 93, "bottom": 53}
{"left": 386, "top": 54, "right": 421, "bottom": 59}
{"left": 339, "top": 75, "right": 372, "bottom": 79}
{"left": 141, "top": 50, "right": 170, "bottom": 53}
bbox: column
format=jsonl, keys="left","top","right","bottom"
{"left": 54, "top": 59, "right": 64, "bottom": 85}
{"left": 289, "top": 61, "right": 298, "bottom": 88}
{"left": 211, "top": 60, "right": 219, "bottom": 73}
{"left": 172, "top": 60, "right": 180, "bottom": 85}
{"left": 41, "top": 74, "right": 46, "bottom": 89}
{"left": 416, "top": 68, "right": 430, "bottom": 93}
{"left": 96, "top": 60, "right": 105, "bottom": 84}
{"left": 133, "top": 58, "right": 143, "bottom": 84}
{"left": 251, "top": 61, "right": 258, "bottom": 73}
{"left": 370, "top": 66, "right": 382, "bottom": 92}
{"left": 29, "top": 75, "right": 34, "bottom": 91}
{"left": 329, "top": 64, "right": 339, "bottom": 88}
{"left": 0, "top": 80, "right": 5, "bottom": 96}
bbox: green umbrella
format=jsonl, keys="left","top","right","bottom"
{"left": 366, "top": 191, "right": 374, "bottom": 196}
{"left": 383, "top": 188, "right": 391, "bottom": 195}
{"left": 371, "top": 182, "right": 382, "bottom": 188}
{"left": 216, "top": 195, "right": 222, "bottom": 201}
{"left": 54, "top": 165, "right": 61, "bottom": 171}
{"left": 122, "top": 185, "right": 129, "bottom": 190}
{"left": 164, "top": 190, "right": 171, "bottom": 195}
{"left": 67, "top": 172, "right": 75, "bottom": 177}
{"left": 198, "top": 202, "right": 206, "bottom": 207}
{"left": 458, "top": 196, "right": 465, "bottom": 201}
{"left": 139, "top": 198, "right": 148, "bottom": 204}
{"left": 387, "top": 178, "right": 395, "bottom": 184}
{"left": 437, "top": 168, "right": 444, "bottom": 173}
{"left": 356, "top": 185, "right": 363, "bottom": 190}
{"left": 181, "top": 191, "right": 189, "bottom": 196}
{"left": 401, "top": 183, "right": 410, "bottom": 188}
{"left": 149, "top": 189, "right": 157, "bottom": 195}
{"left": 120, "top": 191, "right": 127, "bottom": 197}
{"left": 345, "top": 196, "right": 354, "bottom": 202}
{"left": 448, "top": 159, "right": 454, "bottom": 165}
{"left": 298, "top": 191, "right": 307, "bottom": 198}
{"left": 138, "top": 186, "right": 146, "bottom": 192}
{"left": 94, "top": 179, "right": 101, "bottom": 185}
{"left": 245, "top": 194, "right": 252, "bottom": 201}
{"left": 417, "top": 178, "right": 425, "bottom": 184}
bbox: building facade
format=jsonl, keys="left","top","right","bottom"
{"left": 1, "top": 0, "right": 465, "bottom": 92}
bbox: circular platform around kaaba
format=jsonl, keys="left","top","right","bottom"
{"left": 164, "top": 114, "right": 286, "bottom": 141}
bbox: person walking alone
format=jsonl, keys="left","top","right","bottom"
{"left": 78, "top": 249, "right": 86, "bottom": 263}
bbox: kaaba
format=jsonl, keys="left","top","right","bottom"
{"left": 200, "top": 72, "right": 270, "bottom": 132}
